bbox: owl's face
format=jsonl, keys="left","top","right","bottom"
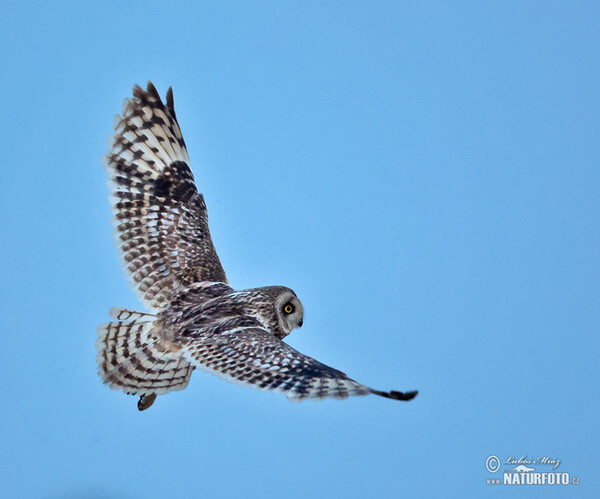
{"left": 274, "top": 289, "right": 304, "bottom": 337}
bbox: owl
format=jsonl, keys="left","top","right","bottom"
{"left": 97, "top": 82, "right": 418, "bottom": 411}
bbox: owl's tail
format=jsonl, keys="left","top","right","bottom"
{"left": 96, "top": 307, "right": 193, "bottom": 410}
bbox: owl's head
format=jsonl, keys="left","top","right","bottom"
{"left": 258, "top": 286, "right": 304, "bottom": 338}
{"left": 276, "top": 289, "right": 304, "bottom": 336}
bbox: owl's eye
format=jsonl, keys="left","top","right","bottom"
{"left": 283, "top": 303, "right": 295, "bottom": 314}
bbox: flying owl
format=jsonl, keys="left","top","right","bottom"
{"left": 97, "top": 82, "right": 418, "bottom": 411}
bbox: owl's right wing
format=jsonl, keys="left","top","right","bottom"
{"left": 180, "top": 322, "right": 418, "bottom": 402}
{"left": 103, "top": 82, "right": 228, "bottom": 311}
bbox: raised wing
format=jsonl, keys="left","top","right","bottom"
{"left": 179, "top": 320, "right": 418, "bottom": 402}
{"left": 103, "top": 82, "right": 227, "bottom": 311}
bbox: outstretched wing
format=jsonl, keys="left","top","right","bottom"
{"left": 103, "top": 82, "right": 227, "bottom": 311}
{"left": 180, "top": 322, "right": 418, "bottom": 402}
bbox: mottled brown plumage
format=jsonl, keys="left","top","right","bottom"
{"left": 96, "top": 82, "right": 418, "bottom": 410}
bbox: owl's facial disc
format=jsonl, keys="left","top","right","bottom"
{"left": 277, "top": 292, "right": 304, "bottom": 335}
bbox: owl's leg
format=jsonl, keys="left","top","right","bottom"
{"left": 138, "top": 393, "right": 157, "bottom": 411}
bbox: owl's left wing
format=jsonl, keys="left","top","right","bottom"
{"left": 180, "top": 325, "right": 417, "bottom": 402}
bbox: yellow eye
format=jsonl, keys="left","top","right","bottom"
{"left": 284, "top": 303, "right": 294, "bottom": 314}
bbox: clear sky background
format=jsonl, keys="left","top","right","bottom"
{"left": 1, "top": 2, "right": 598, "bottom": 498}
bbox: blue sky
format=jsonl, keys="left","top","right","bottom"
{"left": 1, "top": 1, "right": 599, "bottom": 497}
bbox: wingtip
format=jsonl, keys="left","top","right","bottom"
{"left": 131, "top": 81, "right": 163, "bottom": 104}
{"left": 146, "top": 81, "right": 160, "bottom": 100}
{"left": 166, "top": 87, "right": 175, "bottom": 114}
{"left": 132, "top": 84, "right": 144, "bottom": 99}
{"left": 371, "top": 389, "right": 418, "bottom": 401}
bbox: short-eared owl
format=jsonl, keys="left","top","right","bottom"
{"left": 97, "top": 82, "right": 418, "bottom": 410}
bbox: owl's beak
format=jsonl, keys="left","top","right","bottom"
{"left": 297, "top": 319, "right": 303, "bottom": 328}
